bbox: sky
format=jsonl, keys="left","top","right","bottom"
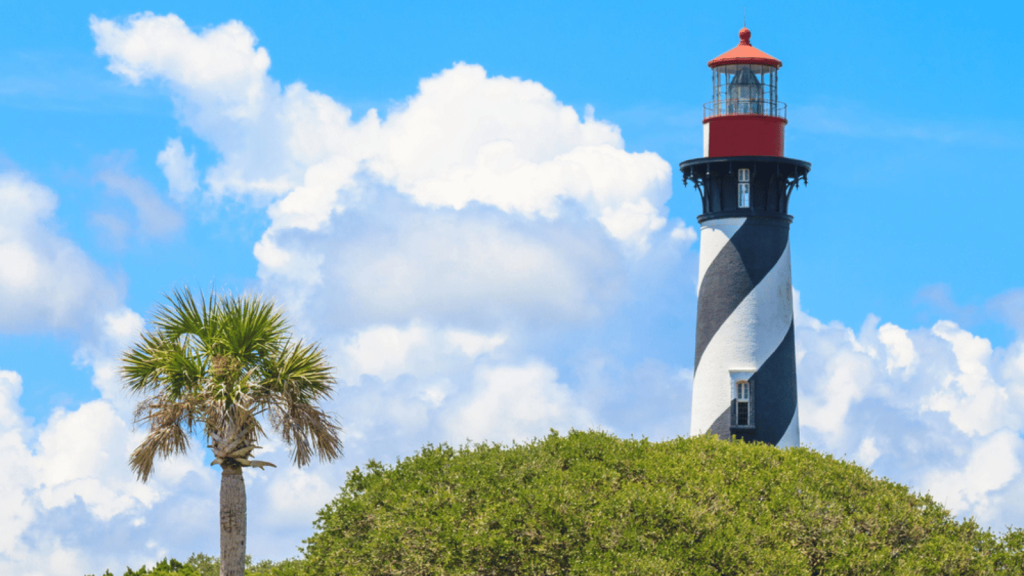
{"left": 1, "top": 1, "right": 1023, "bottom": 574}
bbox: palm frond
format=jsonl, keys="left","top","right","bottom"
{"left": 130, "top": 396, "right": 196, "bottom": 482}
{"left": 121, "top": 330, "right": 207, "bottom": 398}
{"left": 256, "top": 340, "right": 336, "bottom": 401}
{"left": 151, "top": 286, "right": 213, "bottom": 341}
{"left": 273, "top": 402, "right": 343, "bottom": 467}
{"left": 219, "top": 292, "right": 290, "bottom": 360}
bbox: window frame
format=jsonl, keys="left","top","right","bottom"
{"left": 736, "top": 380, "right": 751, "bottom": 426}
{"left": 730, "top": 370, "right": 756, "bottom": 430}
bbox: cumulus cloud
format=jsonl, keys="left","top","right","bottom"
{"left": 261, "top": 199, "right": 628, "bottom": 332}
{"left": 922, "top": 431, "right": 1023, "bottom": 517}
{"left": 156, "top": 138, "right": 199, "bottom": 200}
{"left": 34, "top": 400, "right": 158, "bottom": 520}
{"left": 90, "top": 13, "right": 671, "bottom": 251}
{"left": 90, "top": 13, "right": 273, "bottom": 119}
{"left": 339, "top": 323, "right": 506, "bottom": 383}
{"left": 0, "top": 172, "right": 122, "bottom": 333}
{"left": 0, "top": 367, "right": 194, "bottom": 576}
{"left": 451, "top": 361, "right": 595, "bottom": 444}
{"left": 331, "top": 322, "right": 595, "bottom": 449}
{"left": 73, "top": 307, "right": 146, "bottom": 410}
{"left": 795, "top": 289, "right": 1024, "bottom": 528}
{"left": 263, "top": 468, "right": 336, "bottom": 526}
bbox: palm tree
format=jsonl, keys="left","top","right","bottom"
{"left": 120, "top": 288, "right": 343, "bottom": 576}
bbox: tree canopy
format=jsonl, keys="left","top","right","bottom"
{"left": 121, "top": 287, "right": 342, "bottom": 482}
{"left": 85, "top": 554, "right": 303, "bottom": 576}
{"left": 302, "top": 430, "right": 1024, "bottom": 575}
{"left": 120, "top": 287, "right": 342, "bottom": 576}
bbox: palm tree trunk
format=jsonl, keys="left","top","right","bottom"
{"left": 220, "top": 465, "right": 246, "bottom": 576}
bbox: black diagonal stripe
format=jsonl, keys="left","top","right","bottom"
{"left": 693, "top": 219, "right": 790, "bottom": 372}
{"left": 732, "top": 321, "right": 798, "bottom": 445}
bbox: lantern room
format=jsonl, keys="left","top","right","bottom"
{"left": 703, "top": 28, "right": 786, "bottom": 158}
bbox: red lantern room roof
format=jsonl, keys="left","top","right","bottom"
{"left": 708, "top": 28, "right": 782, "bottom": 69}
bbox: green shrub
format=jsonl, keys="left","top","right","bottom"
{"left": 87, "top": 554, "right": 303, "bottom": 576}
{"left": 302, "top": 430, "right": 1024, "bottom": 575}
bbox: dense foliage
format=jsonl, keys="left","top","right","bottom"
{"left": 303, "top": 430, "right": 1024, "bottom": 575}
{"left": 86, "top": 553, "right": 304, "bottom": 576}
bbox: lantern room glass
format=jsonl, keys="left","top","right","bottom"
{"left": 708, "top": 64, "right": 781, "bottom": 119}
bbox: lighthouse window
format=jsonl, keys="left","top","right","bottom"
{"left": 730, "top": 370, "right": 755, "bottom": 429}
{"left": 736, "top": 380, "right": 751, "bottom": 426}
{"left": 727, "top": 66, "right": 764, "bottom": 115}
{"left": 738, "top": 169, "right": 751, "bottom": 208}
{"left": 711, "top": 64, "right": 780, "bottom": 119}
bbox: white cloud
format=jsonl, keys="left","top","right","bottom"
{"left": 264, "top": 468, "right": 335, "bottom": 526}
{"left": 330, "top": 322, "right": 526, "bottom": 446}
{"left": 72, "top": 307, "right": 145, "bottom": 412}
{"left": 448, "top": 361, "right": 595, "bottom": 445}
{"left": 156, "top": 138, "right": 199, "bottom": 200}
{"left": 370, "top": 65, "right": 671, "bottom": 249}
{"left": 0, "top": 536, "right": 86, "bottom": 576}
{"left": 35, "top": 400, "right": 158, "bottom": 520}
{"left": 877, "top": 322, "right": 917, "bottom": 375}
{"left": 669, "top": 222, "right": 698, "bottom": 247}
{"left": 341, "top": 324, "right": 432, "bottom": 381}
{"left": 927, "top": 321, "right": 1012, "bottom": 436}
{"left": 0, "top": 371, "right": 37, "bottom": 553}
{"left": 445, "top": 330, "right": 507, "bottom": 358}
{"left": 922, "top": 430, "right": 1023, "bottom": 517}
{"left": 795, "top": 289, "right": 1024, "bottom": 528}
{"left": 0, "top": 172, "right": 122, "bottom": 333}
{"left": 90, "top": 14, "right": 672, "bottom": 251}
{"left": 263, "top": 202, "right": 626, "bottom": 331}
{"left": 854, "top": 437, "right": 881, "bottom": 467}
{"left": 794, "top": 314, "right": 878, "bottom": 437}
{"left": 0, "top": 366, "right": 210, "bottom": 576}
{"left": 91, "top": 13, "right": 272, "bottom": 119}
{"left": 340, "top": 323, "right": 507, "bottom": 382}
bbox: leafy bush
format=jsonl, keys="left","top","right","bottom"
{"left": 87, "top": 554, "right": 304, "bottom": 576}
{"left": 302, "top": 430, "right": 1024, "bottom": 575}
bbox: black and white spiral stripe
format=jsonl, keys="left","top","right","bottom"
{"left": 690, "top": 216, "right": 800, "bottom": 447}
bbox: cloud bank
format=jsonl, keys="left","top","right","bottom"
{"left": 795, "top": 296, "right": 1024, "bottom": 526}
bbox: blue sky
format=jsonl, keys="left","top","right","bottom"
{"left": 1, "top": 1, "right": 1023, "bottom": 574}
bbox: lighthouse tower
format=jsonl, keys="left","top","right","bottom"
{"left": 681, "top": 27, "right": 809, "bottom": 447}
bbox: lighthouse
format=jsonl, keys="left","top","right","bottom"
{"left": 681, "top": 27, "right": 809, "bottom": 447}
